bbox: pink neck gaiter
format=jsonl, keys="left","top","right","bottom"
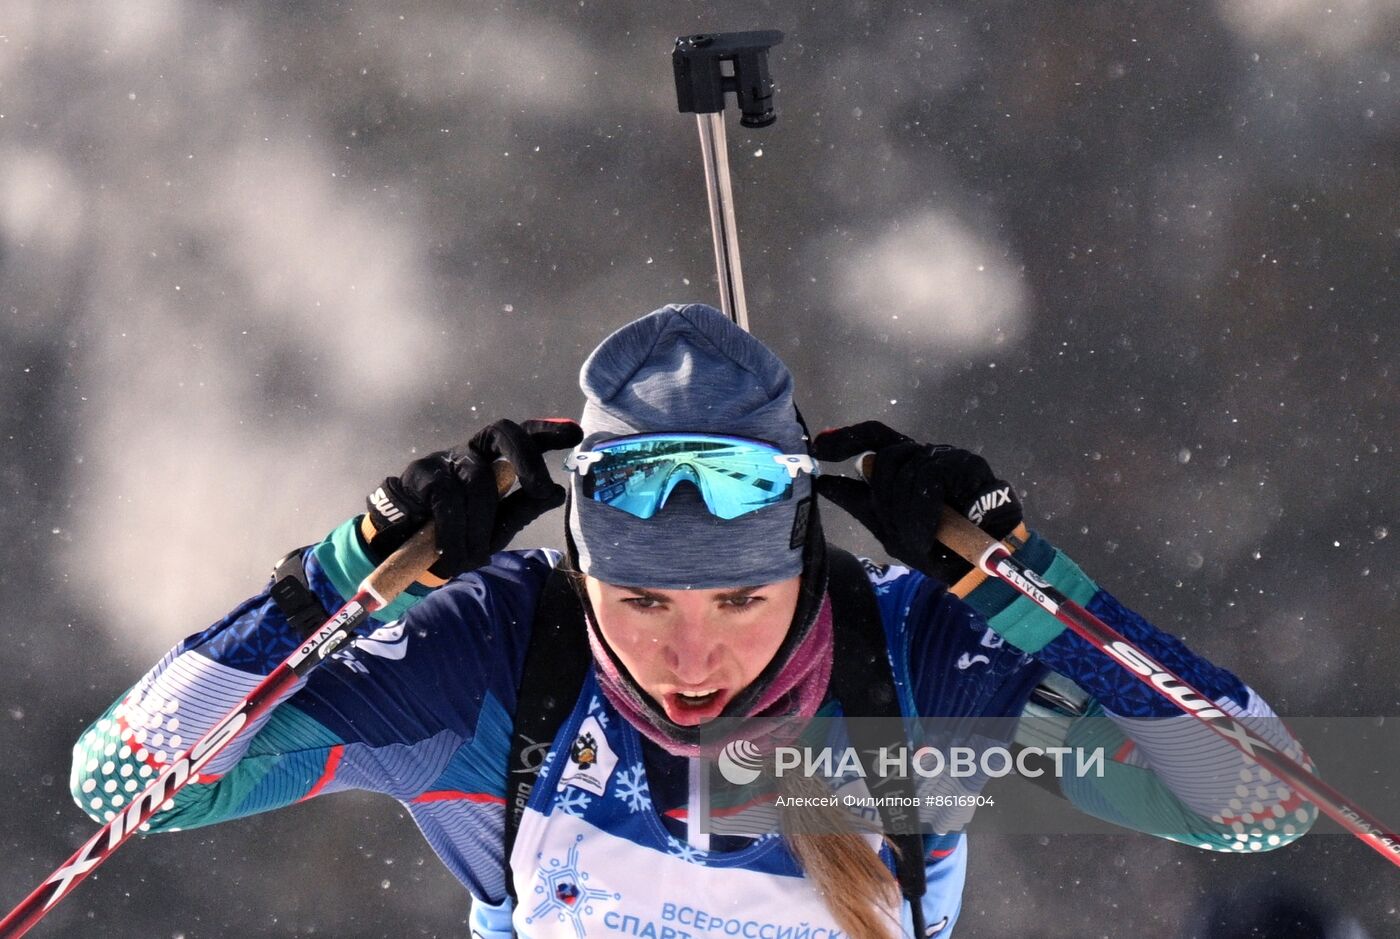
{"left": 586, "top": 593, "right": 835, "bottom": 758}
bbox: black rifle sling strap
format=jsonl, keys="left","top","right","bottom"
{"left": 268, "top": 546, "right": 332, "bottom": 638}
{"left": 503, "top": 565, "right": 590, "bottom": 903}
{"left": 502, "top": 549, "right": 927, "bottom": 920}
{"left": 824, "top": 547, "right": 929, "bottom": 921}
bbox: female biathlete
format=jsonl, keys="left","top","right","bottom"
{"left": 70, "top": 303, "right": 1314, "bottom": 938}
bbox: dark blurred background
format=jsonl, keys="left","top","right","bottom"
{"left": 1, "top": 1, "right": 1395, "bottom": 936}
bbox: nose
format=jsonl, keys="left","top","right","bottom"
{"left": 661, "top": 611, "right": 723, "bottom": 684}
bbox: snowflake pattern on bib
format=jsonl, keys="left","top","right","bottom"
{"left": 612, "top": 764, "right": 650, "bottom": 813}
{"left": 555, "top": 788, "right": 594, "bottom": 818}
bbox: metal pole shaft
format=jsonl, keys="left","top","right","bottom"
{"left": 695, "top": 112, "right": 749, "bottom": 331}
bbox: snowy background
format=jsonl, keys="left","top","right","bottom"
{"left": 1, "top": 0, "right": 1396, "bottom": 936}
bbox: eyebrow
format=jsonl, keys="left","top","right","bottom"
{"left": 618, "top": 585, "right": 767, "bottom": 601}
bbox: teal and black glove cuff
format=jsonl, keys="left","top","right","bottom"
{"left": 960, "top": 530, "right": 1099, "bottom": 654}
{"left": 312, "top": 516, "right": 434, "bottom": 623}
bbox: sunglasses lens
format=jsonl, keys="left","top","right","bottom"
{"left": 579, "top": 435, "right": 799, "bottom": 520}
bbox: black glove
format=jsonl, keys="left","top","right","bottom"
{"left": 366, "top": 418, "right": 583, "bottom": 578}
{"left": 811, "top": 420, "right": 1023, "bottom": 584}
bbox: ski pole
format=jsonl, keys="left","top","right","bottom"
{"left": 0, "top": 466, "right": 516, "bottom": 938}
{"left": 863, "top": 460, "right": 1400, "bottom": 870}
{"left": 672, "top": 30, "right": 783, "bottom": 330}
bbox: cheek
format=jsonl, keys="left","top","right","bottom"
{"left": 594, "top": 615, "right": 660, "bottom": 675}
{"left": 737, "top": 615, "right": 793, "bottom": 679}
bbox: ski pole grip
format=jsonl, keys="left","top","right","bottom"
{"left": 856, "top": 453, "right": 998, "bottom": 567}
{"left": 933, "top": 506, "right": 999, "bottom": 567}
{"left": 361, "top": 461, "right": 518, "bottom": 607}
{"left": 492, "top": 459, "right": 517, "bottom": 496}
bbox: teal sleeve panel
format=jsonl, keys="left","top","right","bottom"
{"left": 1056, "top": 702, "right": 1312, "bottom": 852}
{"left": 960, "top": 531, "right": 1098, "bottom": 654}
{"left": 150, "top": 702, "right": 346, "bottom": 832}
{"left": 69, "top": 694, "right": 341, "bottom": 834}
{"left": 313, "top": 516, "right": 433, "bottom": 622}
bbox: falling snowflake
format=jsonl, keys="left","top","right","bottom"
{"left": 664, "top": 834, "right": 706, "bottom": 865}
{"left": 555, "top": 788, "right": 594, "bottom": 818}
{"left": 612, "top": 764, "right": 650, "bottom": 813}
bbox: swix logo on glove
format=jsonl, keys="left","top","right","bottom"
{"left": 369, "top": 486, "right": 406, "bottom": 523}
{"left": 968, "top": 487, "right": 1012, "bottom": 525}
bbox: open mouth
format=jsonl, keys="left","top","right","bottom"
{"left": 663, "top": 688, "right": 727, "bottom": 725}
{"left": 677, "top": 688, "right": 719, "bottom": 705}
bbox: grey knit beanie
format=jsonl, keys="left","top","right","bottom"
{"left": 569, "top": 303, "right": 812, "bottom": 588}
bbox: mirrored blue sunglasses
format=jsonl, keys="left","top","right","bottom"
{"left": 563, "top": 433, "right": 818, "bottom": 520}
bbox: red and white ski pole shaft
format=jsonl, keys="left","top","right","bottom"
{"left": 919, "top": 495, "right": 1400, "bottom": 870}
{"left": 0, "top": 465, "right": 515, "bottom": 939}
